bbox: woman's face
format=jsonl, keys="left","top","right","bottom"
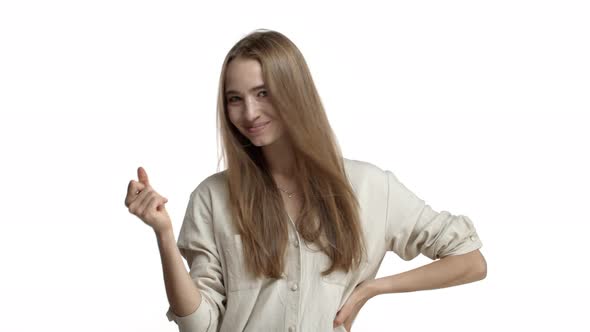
{"left": 225, "top": 57, "right": 285, "bottom": 147}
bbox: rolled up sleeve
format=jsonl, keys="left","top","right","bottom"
{"left": 384, "top": 170, "right": 483, "bottom": 261}
{"left": 165, "top": 185, "right": 225, "bottom": 331}
{"left": 165, "top": 293, "right": 211, "bottom": 331}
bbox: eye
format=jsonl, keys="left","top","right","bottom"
{"left": 227, "top": 96, "right": 240, "bottom": 103}
{"left": 258, "top": 90, "right": 268, "bottom": 97}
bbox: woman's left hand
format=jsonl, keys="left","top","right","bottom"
{"left": 333, "top": 279, "right": 376, "bottom": 331}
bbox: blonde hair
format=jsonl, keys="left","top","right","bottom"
{"left": 215, "top": 29, "right": 366, "bottom": 278}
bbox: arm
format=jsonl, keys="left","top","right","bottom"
{"left": 334, "top": 169, "right": 487, "bottom": 330}
{"left": 365, "top": 249, "right": 487, "bottom": 297}
{"left": 334, "top": 249, "right": 486, "bottom": 329}
{"left": 155, "top": 227, "right": 202, "bottom": 317}
{"left": 162, "top": 186, "right": 226, "bottom": 332}
{"left": 382, "top": 169, "right": 486, "bottom": 289}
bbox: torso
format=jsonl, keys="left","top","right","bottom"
{"left": 281, "top": 192, "right": 303, "bottom": 226}
{"left": 273, "top": 174, "right": 303, "bottom": 226}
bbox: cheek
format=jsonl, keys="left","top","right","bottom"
{"left": 271, "top": 120, "right": 285, "bottom": 136}
{"left": 227, "top": 109, "right": 241, "bottom": 126}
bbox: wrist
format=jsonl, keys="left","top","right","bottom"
{"left": 363, "top": 278, "right": 384, "bottom": 299}
{"left": 154, "top": 225, "right": 174, "bottom": 240}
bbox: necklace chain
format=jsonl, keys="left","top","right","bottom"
{"left": 277, "top": 186, "right": 296, "bottom": 198}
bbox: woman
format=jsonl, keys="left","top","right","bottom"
{"left": 124, "top": 29, "right": 487, "bottom": 332}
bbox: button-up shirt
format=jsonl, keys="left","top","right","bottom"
{"left": 166, "top": 158, "right": 483, "bottom": 331}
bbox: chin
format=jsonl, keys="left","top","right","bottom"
{"left": 247, "top": 131, "right": 285, "bottom": 147}
{"left": 249, "top": 136, "right": 275, "bottom": 147}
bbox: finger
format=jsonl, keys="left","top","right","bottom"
{"left": 333, "top": 306, "right": 351, "bottom": 327}
{"left": 138, "top": 193, "right": 159, "bottom": 217}
{"left": 125, "top": 180, "right": 146, "bottom": 207}
{"left": 344, "top": 311, "right": 356, "bottom": 332}
{"left": 135, "top": 190, "right": 156, "bottom": 217}
{"left": 128, "top": 188, "right": 153, "bottom": 214}
{"left": 127, "top": 180, "right": 146, "bottom": 196}
{"left": 151, "top": 195, "right": 167, "bottom": 212}
{"left": 137, "top": 166, "right": 150, "bottom": 187}
{"left": 157, "top": 196, "right": 168, "bottom": 211}
{"left": 345, "top": 299, "right": 365, "bottom": 331}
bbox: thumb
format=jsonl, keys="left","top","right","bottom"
{"left": 137, "top": 166, "right": 150, "bottom": 187}
{"left": 157, "top": 196, "right": 168, "bottom": 211}
{"left": 333, "top": 307, "right": 348, "bottom": 328}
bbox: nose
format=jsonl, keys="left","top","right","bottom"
{"left": 243, "top": 96, "right": 263, "bottom": 121}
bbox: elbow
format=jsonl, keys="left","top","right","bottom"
{"left": 454, "top": 249, "right": 487, "bottom": 282}
{"left": 472, "top": 250, "right": 487, "bottom": 281}
{"left": 444, "top": 249, "right": 487, "bottom": 283}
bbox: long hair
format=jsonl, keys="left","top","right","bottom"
{"left": 215, "top": 29, "right": 366, "bottom": 278}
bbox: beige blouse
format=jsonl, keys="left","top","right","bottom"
{"left": 165, "top": 158, "right": 483, "bottom": 331}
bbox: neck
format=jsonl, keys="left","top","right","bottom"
{"left": 262, "top": 135, "right": 296, "bottom": 180}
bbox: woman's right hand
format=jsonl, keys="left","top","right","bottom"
{"left": 125, "top": 166, "right": 172, "bottom": 234}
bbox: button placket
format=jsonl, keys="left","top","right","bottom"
{"left": 285, "top": 214, "right": 302, "bottom": 332}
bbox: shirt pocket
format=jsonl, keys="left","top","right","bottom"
{"left": 219, "top": 234, "right": 262, "bottom": 293}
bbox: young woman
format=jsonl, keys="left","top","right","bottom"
{"left": 124, "top": 29, "right": 487, "bottom": 332}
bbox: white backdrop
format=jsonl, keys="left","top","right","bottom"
{"left": 1, "top": 1, "right": 589, "bottom": 331}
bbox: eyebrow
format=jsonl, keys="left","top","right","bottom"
{"left": 225, "top": 84, "right": 266, "bottom": 96}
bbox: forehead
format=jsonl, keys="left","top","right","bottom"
{"left": 225, "top": 58, "right": 264, "bottom": 93}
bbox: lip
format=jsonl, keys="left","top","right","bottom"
{"left": 246, "top": 121, "right": 270, "bottom": 134}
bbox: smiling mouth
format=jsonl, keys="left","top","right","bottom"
{"left": 247, "top": 121, "right": 270, "bottom": 134}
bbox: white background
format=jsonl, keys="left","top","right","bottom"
{"left": 1, "top": 1, "right": 589, "bottom": 331}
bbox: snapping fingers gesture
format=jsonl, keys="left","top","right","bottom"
{"left": 124, "top": 166, "right": 171, "bottom": 233}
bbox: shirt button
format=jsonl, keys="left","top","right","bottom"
{"left": 288, "top": 326, "right": 296, "bottom": 332}
{"left": 290, "top": 282, "right": 298, "bottom": 291}
{"left": 293, "top": 240, "right": 299, "bottom": 248}
{"left": 470, "top": 235, "right": 477, "bottom": 241}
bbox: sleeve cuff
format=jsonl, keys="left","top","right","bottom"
{"left": 166, "top": 295, "right": 212, "bottom": 332}
{"left": 441, "top": 230, "right": 483, "bottom": 257}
